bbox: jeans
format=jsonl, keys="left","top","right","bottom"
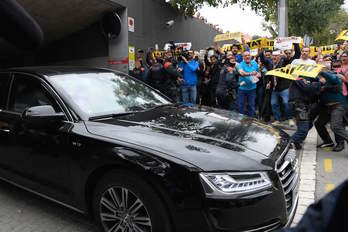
{"left": 257, "top": 86, "right": 265, "bottom": 117}
{"left": 292, "top": 121, "right": 311, "bottom": 144}
{"left": 291, "top": 103, "right": 311, "bottom": 144}
{"left": 217, "top": 94, "right": 238, "bottom": 111}
{"left": 315, "top": 104, "right": 348, "bottom": 143}
{"left": 271, "top": 88, "right": 291, "bottom": 121}
{"left": 182, "top": 85, "right": 197, "bottom": 107}
{"left": 238, "top": 89, "right": 256, "bottom": 117}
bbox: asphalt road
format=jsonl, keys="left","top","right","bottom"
{"left": 0, "top": 180, "right": 96, "bottom": 232}
{"left": 316, "top": 135, "right": 348, "bottom": 200}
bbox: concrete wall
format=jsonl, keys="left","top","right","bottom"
{"left": 110, "top": 0, "right": 220, "bottom": 51}
{"left": 37, "top": 23, "right": 109, "bottom": 67}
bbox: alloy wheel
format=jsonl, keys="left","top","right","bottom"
{"left": 100, "top": 186, "right": 152, "bottom": 232}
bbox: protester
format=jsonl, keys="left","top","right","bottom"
{"left": 231, "top": 37, "right": 250, "bottom": 63}
{"left": 216, "top": 54, "right": 239, "bottom": 110}
{"left": 269, "top": 50, "right": 295, "bottom": 126}
{"left": 163, "top": 57, "right": 182, "bottom": 102}
{"left": 207, "top": 54, "right": 221, "bottom": 107}
{"left": 196, "top": 53, "right": 207, "bottom": 105}
{"left": 131, "top": 58, "right": 149, "bottom": 83}
{"left": 337, "top": 51, "right": 348, "bottom": 98}
{"left": 289, "top": 76, "right": 322, "bottom": 149}
{"left": 282, "top": 42, "right": 301, "bottom": 66}
{"left": 315, "top": 70, "right": 348, "bottom": 152}
{"left": 256, "top": 56, "right": 272, "bottom": 121}
{"left": 147, "top": 57, "right": 165, "bottom": 92}
{"left": 237, "top": 51, "right": 259, "bottom": 117}
{"left": 178, "top": 50, "right": 199, "bottom": 106}
{"left": 292, "top": 47, "right": 316, "bottom": 66}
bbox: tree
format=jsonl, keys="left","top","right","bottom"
{"left": 262, "top": 0, "right": 345, "bottom": 45}
{"left": 287, "top": 0, "right": 344, "bottom": 45}
{"left": 168, "top": 0, "right": 276, "bottom": 19}
{"left": 171, "top": 0, "right": 347, "bottom": 45}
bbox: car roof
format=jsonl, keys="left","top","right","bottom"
{"left": 3, "top": 66, "right": 118, "bottom": 77}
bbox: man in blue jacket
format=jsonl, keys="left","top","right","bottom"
{"left": 237, "top": 51, "right": 259, "bottom": 117}
{"left": 178, "top": 51, "right": 199, "bottom": 107}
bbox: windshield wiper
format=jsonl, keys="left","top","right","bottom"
{"left": 89, "top": 112, "right": 136, "bottom": 121}
{"left": 147, "top": 103, "right": 175, "bottom": 110}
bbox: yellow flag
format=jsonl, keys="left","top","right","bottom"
{"left": 336, "top": 30, "right": 348, "bottom": 41}
{"left": 266, "top": 64, "right": 323, "bottom": 79}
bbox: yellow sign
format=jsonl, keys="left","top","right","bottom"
{"left": 222, "top": 37, "right": 268, "bottom": 53}
{"left": 266, "top": 64, "right": 323, "bottom": 79}
{"left": 152, "top": 51, "right": 165, "bottom": 59}
{"left": 310, "top": 45, "right": 337, "bottom": 57}
{"left": 336, "top": 30, "right": 348, "bottom": 41}
{"left": 246, "top": 38, "right": 268, "bottom": 50}
{"left": 214, "top": 32, "right": 243, "bottom": 43}
{"left": 129, "top": 46, "right": 135, "bottom": 70}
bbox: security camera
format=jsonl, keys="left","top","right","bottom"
{"left": 166, "top": 20, "right": 175, "bottom": 27}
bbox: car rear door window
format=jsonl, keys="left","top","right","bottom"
{"left": 0, "top": 73, "right": 11, "bottom": 110}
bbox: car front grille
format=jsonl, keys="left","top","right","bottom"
{"left": 276, "top": 143, "right": 299, "bottom": 214}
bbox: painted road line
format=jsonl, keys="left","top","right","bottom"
{"left": 326, "top": 184, "right": 335, "bottom": 193}
{"left": 324, "top": 159, "right": 332, "bottom": 173}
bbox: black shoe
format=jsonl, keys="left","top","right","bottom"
{"left": 317, "top": 142, "right": 334, "bottom": 148}
{"left": 291, "top": 142, "right": 302, "bottom": 150}
{"left": 333, "top": 143, "right": 345, "bottom": 152}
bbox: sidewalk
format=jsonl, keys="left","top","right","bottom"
{"left": 292, "top": 128, "right": 317, "bottom": 226}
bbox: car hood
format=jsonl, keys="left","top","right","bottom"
{"left": 85, "top": 106, "right": 290, "bottom": 172}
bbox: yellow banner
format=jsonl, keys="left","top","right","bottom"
{"left": 152, "top": 51, "right": 165, "bottom": 58}
{"left": 336, "top": 30, "right": 348, "bottom": 41}
{"left": 246, "top": 38, "right": 268, "bottom": 50}
{"left": 222, "top": 38, "right": 269, "bottom": 52}
{"left": 266, "top": 64, "right": 323, "bottom": 79}
{"left": 214, "top": 32, "right": 243, "bottom": 43}
{"left": 310, "top": 45, "right": 337, "bottom": 57}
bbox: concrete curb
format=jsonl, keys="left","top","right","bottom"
{"left": 292, "top": 128, "right": 317, "bottom": 226}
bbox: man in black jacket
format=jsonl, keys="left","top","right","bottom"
{"left": 148, "top": 57, "right": 165, "bottom": 92}
{"left": 163, "top": 58, "right": 182, "bottom": 102}
{"left": 216, "top": 55, "right": 239, "bottom": 110}
{"left": 289, "top": 77, "right": 322, "bottom": 149}
{"left": 208, "top": 55, "right": 221, "bottom": 107}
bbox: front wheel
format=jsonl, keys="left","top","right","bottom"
{"left": 92, "top": 171, "right": 172, "bottom": 232}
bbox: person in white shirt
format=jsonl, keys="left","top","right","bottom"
{"left": 291, "top": 47, "right": 316, "bottom": 66}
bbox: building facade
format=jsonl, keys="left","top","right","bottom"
{"left": 1, "top": 0, "right": 220, "bottom": 72}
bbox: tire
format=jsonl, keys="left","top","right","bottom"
{"left": 92, "top": 170, "right": 172, "bottom": 232}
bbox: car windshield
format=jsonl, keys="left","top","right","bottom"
{"left": 49, "top": 72, "right": 170, "bottom": 118}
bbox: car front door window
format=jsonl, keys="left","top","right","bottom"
{"left": 9, "top": 75, "right": 57, "bottom": 114}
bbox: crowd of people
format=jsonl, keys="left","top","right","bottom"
{"left": 130, "top": 39, "right": 348, "bottom": 152}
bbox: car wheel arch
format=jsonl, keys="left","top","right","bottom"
{"left": 84, "top": 163, "right": 177, "bottom": 229}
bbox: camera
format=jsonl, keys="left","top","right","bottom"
{"left": 166, "top": 20, "right": 175, "bottom": 27}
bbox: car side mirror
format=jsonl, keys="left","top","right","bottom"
{"left": 22, "top": 105, "right": 65, "bottom": 124}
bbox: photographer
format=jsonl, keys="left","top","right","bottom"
{"left": 216, "top": 54, "right": 239, "bottom": 110}
{"left": 178, "top": 50, "right": 199, "bottom": 106}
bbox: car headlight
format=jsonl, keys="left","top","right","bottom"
{"left": 199, "top": 172, "right": 272, "bottom": 199}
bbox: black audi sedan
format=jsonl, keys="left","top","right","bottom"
{"left": 0, "top": 67, "right": 299, "bottom": 232}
